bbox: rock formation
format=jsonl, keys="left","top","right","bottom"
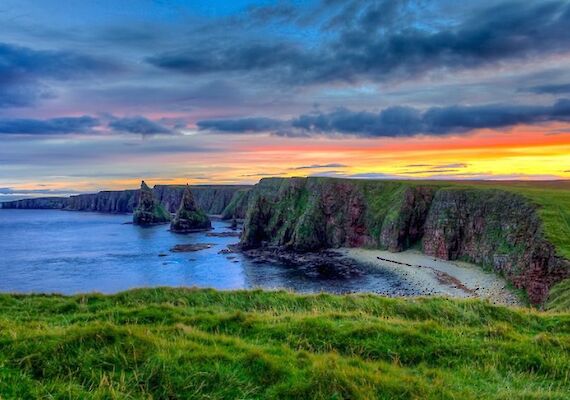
{"left": 240, "top": 177, "right": 570, "bottom": 304}
{"left": 133, "top": 181, "right": 171, "bottom": 225}
{"left": 170, "top": 185, "right": 211, "bottom": 232}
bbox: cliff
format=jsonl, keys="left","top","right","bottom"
{"left": 1, "top": 185, "right": 252, "bottom": 216}
{"left": 153, "top": 185, "right": 250, "bottom": 215}
{"left": 0, "top": 197, "right": 69, "bottom": 209}
{"left": 220, "top": 188, "right": 253, "bottom": 220}
{"left": 241, "top": 177, "right": 570, "bottom": 304}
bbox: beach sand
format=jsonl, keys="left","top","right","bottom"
{"left": 339, "top": 248, "right": 522, "bottom": 306}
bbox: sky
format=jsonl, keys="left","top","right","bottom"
{"left": 1, "top": 0, "right": 569, "bottom": 198}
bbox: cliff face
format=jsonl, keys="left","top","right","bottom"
{"left": 0, "top": 197, "right": 68, "bottom": 209}
{"left": 153, "top": 185, "right": 250, "bottom": 215}
{"left": 241, "top": 178, "right": 436, "bottom": 251}
{"left": 1, "top": 185, "right": 252, "bottom": 215}
{"left": 66, "top": 191, "right": 139, "bottom": 213}
{"left": 220, "top": 189, "right": 253, "bottom": 220}
{"left": 241, "top": 177, "right": 570, "bottom": 304}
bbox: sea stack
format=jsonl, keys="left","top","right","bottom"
{"left": 133, "top": 181, "right": 171, "bottom": 225}
{"left": 171, "top": 185, "right": 211, "bottom": 232}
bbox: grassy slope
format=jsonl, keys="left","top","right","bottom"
{"left": 1, "top": 288, "right": 569, "bottom": 399}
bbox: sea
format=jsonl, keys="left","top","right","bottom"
{"left": 0, "top": 209, "right": 412, "bottom": 295}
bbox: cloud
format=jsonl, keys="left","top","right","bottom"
{"left": 404, "top": 163, "right": 469, "bottom": 170}
{"left": 197, "top": 117, "right": 287, "bottom": 133}
{"left": 148, "top": 1, "right": 570, "bottom": 85}
{"left": 309, "top": 171, "right": 401, "bottom": 179}
{"left": 0, "top": 42, "right": 120, "bottom": 108}
{"left": 0, "top": 187, "right": 79, "bottom": 195}
{"left": 292, "top": 163, "right": 349, "bottom": 170}
{"left": 405, "top": 169, "right": 461, "bottom": 174}
{"left": 0, "top": 115, "right": 179, "bottom": 136}
{"left": 0, "top": 116, "right": 99, "bottom": 135}
{"left": 526, "top": 83, "right": 570, "bottom": 94}
{"left": 108, "top": 116, "right": 175, "bottom": 136}
{"left": 240, "top": 172, "right": 285, "bottom": 177}
{"left": 198, "top": 99, "right": 570, "bottom": 137}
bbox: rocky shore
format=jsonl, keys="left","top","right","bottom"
{"left": 241, "top": 246, "right": 365, "bottom": 279}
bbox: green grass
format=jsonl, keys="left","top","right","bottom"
{"left": 1, "top": 288, "right": 569, "bottom": 399}
{"left": 548, "top": 279, "right": 570, "bottom": 312}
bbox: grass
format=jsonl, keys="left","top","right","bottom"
{"left": 0, "top": 287, "right": 569, "bottom": 399}
{"left": 548, "top": 279, "right": 570, "bottom": 312}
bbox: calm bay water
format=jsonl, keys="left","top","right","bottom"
{"left": 0, "top": 209, "right": 410, "bottom": 295}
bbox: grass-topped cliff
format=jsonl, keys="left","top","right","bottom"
{"left": 0, "top": 288, "right": 568, "bottom": 399}
{"left": 241, "top": 178, "right": 570, "bottom": 306}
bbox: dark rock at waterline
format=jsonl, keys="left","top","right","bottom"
{"left": 133, "top": 181, "right": 171, "bottom": 226}
{"left": 242, "top": 246, "right": 365, "bottom": 279}
{"left": 170, "top": 185, "right": 211, "bottom": 233}
{"left": 170, "top": 243, "right": 214, "bottom": 252}
{"left": 207, "top": 231, "right": 241, "bottom": 238}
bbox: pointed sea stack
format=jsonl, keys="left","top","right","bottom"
{"left": 133, "top": 181, "right": 171, "bottom": 225}
{"left": 171, "top": 185, "right": 211, "bottom": 233}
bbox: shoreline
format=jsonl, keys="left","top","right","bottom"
{"left": 339, "top": 248, "right": 522, "bottom": 306}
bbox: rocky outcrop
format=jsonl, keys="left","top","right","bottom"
{"left": 1, "top": 185, "right": 252, "bottom": 215}
{"left": 133, "top": 181, "right": 171, "bottom": 225}
{"left": 170, "top": 185, "right": 211, "bottom": 232}
{"left": 241, "top": 178, "right": 436, "bottom": 251}
{"left": 422, "top": 189, "right": 569, "bottom": 304}
{"left": 240, "top": 177, "right": 570, "bottom": 304}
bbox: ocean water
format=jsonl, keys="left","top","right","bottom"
{"left": 0, "top": 209, "right": 412, "bottom": 295}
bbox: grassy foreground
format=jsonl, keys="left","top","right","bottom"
{"left": 0, "top": 288, "right": 569, "bottom": 399}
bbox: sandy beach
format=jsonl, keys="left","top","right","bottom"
{"left": 339, "top": 248, "right": 522, "bottom": 306}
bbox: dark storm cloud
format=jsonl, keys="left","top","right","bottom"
{"left": 0, "top": 42, "right": 120, "bottom": 108}
{"left": 0, "top": 116, "right": 99, "bottom": 135}
{"left": 526, "top": 83, "right": 570, "bottom": 95}
{"left": 108, "top": 116, "right": 175, "bottom": 135}
{"left": 147, "top": 42, "right": 306, "bottom": 75}
{"left": 148, "top": 1, "right": 570, "bottom": 84}
{"left": 0, "top": 42, "right": 118, "bottom": 82}
{"left": 198, "top": 99, "right": 570, "bottom": 137}
{"left": 0, "top": 115, "right": 176, "bottom": 136}
{"left": 197, "top": 117, "right": 287, "bottom": 133}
